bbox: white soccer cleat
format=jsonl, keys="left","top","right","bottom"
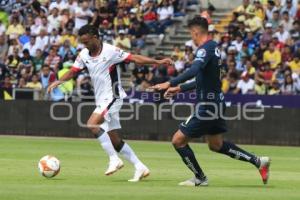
{"left": 178, "top": 177, "right": 208, "bottom": 187}
{"left": 104, "top": 158, "right": 124, "bottom": 176}
{"left": 128, "top": 166, "right": 150, "bottom": 182}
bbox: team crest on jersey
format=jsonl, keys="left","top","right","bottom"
{"left": 215, "top": 47, "right": 221, "bottom": 57}
{"left": 118, "top": 51, "right": 125, "bottom": 58}
{"left": 195, "top": 49, "right": 206, "bottom": 61}
{"left": 196, "top": 49, "right": 206, "bottom": 58}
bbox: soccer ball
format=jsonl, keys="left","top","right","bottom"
{"left": 38, "top": 155, "right": 60, "bottom": 178}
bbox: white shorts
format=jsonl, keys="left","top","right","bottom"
{"left": 93, "top": 98, "right": 123, "bottom": 132}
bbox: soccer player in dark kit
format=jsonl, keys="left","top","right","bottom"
{"left": 151, "top": 16, "right": 271, "bottom": 186}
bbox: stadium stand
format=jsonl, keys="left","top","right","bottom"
{"left": 0, "top": 0, "right": 299, "bottom": 101}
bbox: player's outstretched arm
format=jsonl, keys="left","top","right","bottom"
{"left": 169, "top": 60, "right": 202, "bottom": 87}
{"left": 47, "top": 70, "right": 77, "bottom": 93}
{"left": 164, "top": 86, "right": 181, "bottom": 99}
{"left": 155, "top": 81, "right": 196, "bottom": 99}
{"left": 180, "top": 80, "right": 196, "bottom": 92}
{"left": 150, "top": 61, "right": 201, "bottom": 92}
{"left": 130, "top": 54, "right": 173, "bottom": 66}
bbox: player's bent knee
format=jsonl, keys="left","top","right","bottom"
{"left": 172, "top": 138, "right": 179, "bottom": 148}
{"left": 208, "top": 142, "right": 222, "bottom": 152}
{"left": 172, "top": 136, "right": 184, "bottom": 148}
{"left": 172, "top": 130, "right": 188, "bottom": 148}
{"left": 207, "top": 134, "right": 224, "bottom": 152}
{"left": 87, "top": 120, "right": 99, "bottom": 135}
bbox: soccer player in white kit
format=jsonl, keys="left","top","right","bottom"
{"left": 48, "top": 25, "right": 173, "bottom": 182}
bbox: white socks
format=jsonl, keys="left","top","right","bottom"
{"left": 97, "top": 131, "right": 145, "bottom": 169}
{"left": 119, "top": 143, "right": 144, "bottom": 169}
{"left": 97, "top": 133, "right": 119, "bottom": 162}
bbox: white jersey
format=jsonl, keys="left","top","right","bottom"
{"left": 71, "top": 43, "right": 131, "bottom": 107}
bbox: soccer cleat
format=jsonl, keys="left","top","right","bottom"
{"left": 128, "top": 166, "right": 150, "bottom": 182}
{"left": 258, "top": 156, "right": 271, "bottom": 184}
{"left": 178, "top": 176, "right": 208, "bottom": 187}
{"left": 104, "top": 158, "right": 124, "bottom": 176}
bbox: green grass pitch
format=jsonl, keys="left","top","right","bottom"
{"left": 1, "top": 136, "right": 300, "bottom": 200}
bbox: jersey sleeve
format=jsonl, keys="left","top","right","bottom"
{"left": 170, "top": 45, "right": 213, "bottom": 87}
{"left": 180, "top": 80, "right": 196, "bottom": 92}
{"left": 71, "top": 54, "right": 85, "bottom": 73}
{"left": 110, "top": 46, "right": 132, "bottom": 64}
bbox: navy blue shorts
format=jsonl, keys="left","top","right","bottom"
{"left": 179, "top": 104, "right": 227, "bottom": 138}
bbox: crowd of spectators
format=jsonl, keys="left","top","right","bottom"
{"left": 0, "top": 0, "right": 194, "bottom": 100}
{"left": 0, "top": 0, "right": 299, "bottom": 101}
{"left": 132, "top": 0, "right": 300, "bottom": 95}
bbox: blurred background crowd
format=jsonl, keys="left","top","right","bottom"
{"left": 0, "top": 0, "right": 195, "bottom": 100}
{"left": 213, "top": 0, "right": 300, "bottom": 95}
{"left": 0, "top": 0, "right": 299, "bottom": 101}
{"left": 132, "top": 0, "right": 300, "bottom": 95}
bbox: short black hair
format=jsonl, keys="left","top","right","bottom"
{"left": 282, "top": 10, "right": 289, "bottom": 15}
{"left": 188, "top": 16, "right": 208, "bottom": 32}
{"left": 208, "top": 4, "right": 216, "bottom": 12}
{"left": 78, "top": 25, "right": 100, "bottom": 37}
{"left": 293, "top": 20, "right": 299, "bottom": 25}
{"left": 268, "top": 0, "right": 275, "bottom": 6}
{"left": 23, "top": 49, "right": 30, "bottom": 55}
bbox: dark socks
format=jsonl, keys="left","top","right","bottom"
{"left": 174, "top": 145, "right": 206, "bottom": 179}
{"left": 217, "top": 141, "right": 260, "bottom": 168}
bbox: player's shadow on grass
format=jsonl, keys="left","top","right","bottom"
{"left": 214, "top": 184, "right": 275, "bottom": 188}
{"left": 45, "top": 178, "right": 66, "bottom": 181}
{"left": 111, "top": 179, "right": 174, "bottom": 183}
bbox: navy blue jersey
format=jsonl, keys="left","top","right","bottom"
{"left": 170, "top": 40, "right": 225, "bottom": 102}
